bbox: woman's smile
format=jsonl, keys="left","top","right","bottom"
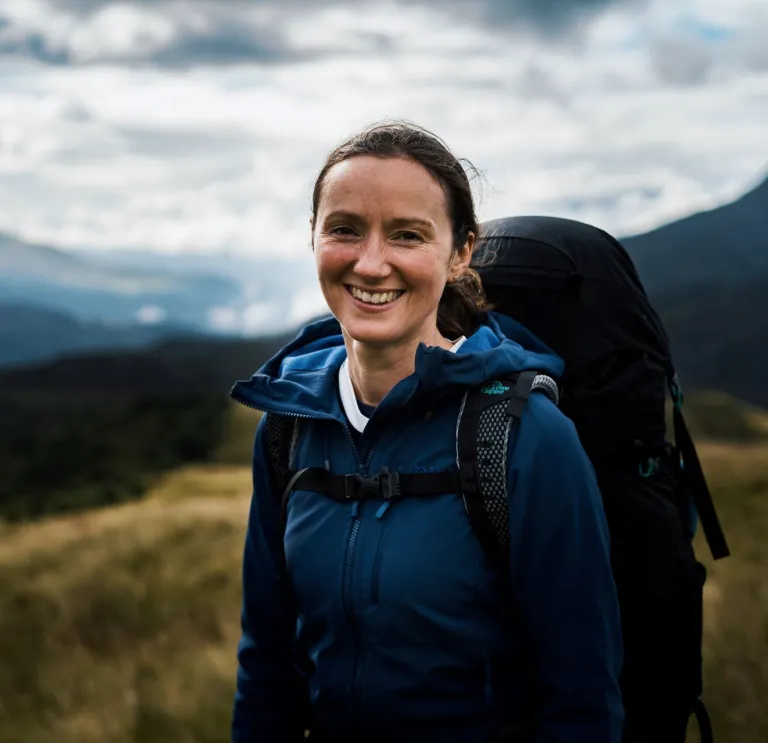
{"left": 345, "top": 285, "right": 406, "bottom": 310}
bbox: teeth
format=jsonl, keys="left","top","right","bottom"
{"left": 351, "top": 287, "right": 402, "bottom": 304}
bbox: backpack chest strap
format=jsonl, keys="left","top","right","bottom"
{"left": 280, "top": 466, "right": 462, "bottom": 522}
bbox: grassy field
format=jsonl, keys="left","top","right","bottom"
{"left": 0, "top": 401, "right": 766, "bottom": 742}
{"left": 686, "top": 441, "right": 768, "bottom": 743}
{"left": 0, "top": 464, "right": 252, "bottom": 743}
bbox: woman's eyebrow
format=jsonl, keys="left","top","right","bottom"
{"left": 322, "top": 213, "right": 435, "bottom": 230}
{"left": 388, "top": 217, "right": 435, "bottom": 230}
{"left": 322, "top": 210, "right": 364, "bottom": 223}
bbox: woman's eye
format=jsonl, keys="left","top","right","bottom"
{"left": 329, "top": 226, "right": 357, "bottom": 237}
{"left": 395, "top": 231, "right": 422, "bottom": 242}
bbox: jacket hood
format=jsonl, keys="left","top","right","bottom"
{"left": 231, "top": 312, "right": 563, "bottom": 421}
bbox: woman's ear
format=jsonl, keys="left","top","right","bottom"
{"left": 450, "top": 231, "right": 475, "bottom": 276}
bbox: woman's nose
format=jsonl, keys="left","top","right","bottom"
{"left": 353, "top": 234, "right": 391, "bottom": 279}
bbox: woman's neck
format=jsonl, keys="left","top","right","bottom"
{"left": 345, "top": 330, "right": 454, "bottom": 407}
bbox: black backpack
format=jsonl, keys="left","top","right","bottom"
{"left": 472, "top": 215, "right": 729, "bottom": 743}
{"left": 262, "top": 215, "right": 729, "bottom": 743}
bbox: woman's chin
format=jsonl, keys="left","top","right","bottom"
{"left": 341, "top": 318, "right": 402, "bottom": 348}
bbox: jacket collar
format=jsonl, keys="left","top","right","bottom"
{"left": 230, "top": 313, "right": 563, "bottom": 421}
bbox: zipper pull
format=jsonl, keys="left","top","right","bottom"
{"left": 375, "top": 502, "right": 391, "bottom": 519}
{"left": 350, "top": 500, "right": 360, "bottom": 519}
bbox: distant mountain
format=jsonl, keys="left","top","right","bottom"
{"left": 74, "top": 246, "right": 321, "bottom": 335}
{"left": 0, "top": 232, "right": 242, "bottom": 330}
{"left": 622, "top": 175, "right": 768, "bottom": 292}
{"left": 650, "top": 278, "right": 768, "bottom": 408}
{"left": 621, "top": 174, "right": 768, "bottom": 408}
{"left": 0, "top": 231, "right": 324, "bottom": 368}
{"left": 0, "top": 303, "right": 201, "bottom": 368}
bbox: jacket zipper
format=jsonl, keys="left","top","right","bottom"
{"left": 370, "top": 523, "right": 388, "bottom": 604}
{"left": 344, "top": 437, "right": 378, "bottom": 715}
{"left": 232, "top": 387, "right": 372, "bottom": 716}
{"left": 230, "top": 391, "right": 333, "bottom": 424}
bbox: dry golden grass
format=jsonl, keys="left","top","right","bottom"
{"left": 0, "top": 436, "right": 766, "bottom": 742}
{"left": 147, "top": 464, "right": 253, "bottom": 503}
{"left": 0, "top": 471, "right": 251, "bottom": 743}
{"left": 685, "top": 441, "right": 768, "bottom": 743}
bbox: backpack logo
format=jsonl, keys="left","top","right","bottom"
{"left": 481, "top": 381, "right": 509, "bottom": 395}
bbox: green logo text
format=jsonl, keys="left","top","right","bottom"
{"left": 482, "top": 381, "right": 509, "bottom": 395}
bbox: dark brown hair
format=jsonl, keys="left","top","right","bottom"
{"left": 311, "top": 121, "right": 491, "bottom": 339}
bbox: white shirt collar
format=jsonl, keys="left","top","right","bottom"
{"left": 338, "top": 336, "right": 467, "bottom": 433}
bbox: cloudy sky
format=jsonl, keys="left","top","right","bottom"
{"left": 1, "top": 0, "right": 767, "bottom": 267}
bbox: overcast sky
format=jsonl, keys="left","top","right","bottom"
{"left": 1, "top": 0, "right": 767, "bottom": 261}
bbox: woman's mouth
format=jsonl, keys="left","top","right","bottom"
{"left": 346, "top": 286, "right": 405, "bottom": 307}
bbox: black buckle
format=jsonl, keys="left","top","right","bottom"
{"left": 378, "top": 467, "right": 400, "bottom": 500}
{"left": 342, "top": 469, "right": 400, "bottom": 501}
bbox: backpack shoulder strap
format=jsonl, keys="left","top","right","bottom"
{"left": 669, "top": 372, "right": 730, "bottom": 560}
{"left": 457, "top": 371, "right": 559, "bottom": 574}
{"left": 264, "top": 412, "right": 297, "bottom": 501}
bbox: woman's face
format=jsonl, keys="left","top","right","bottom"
{"left": 312, "top": 155, "right": 472, "bottom": 350}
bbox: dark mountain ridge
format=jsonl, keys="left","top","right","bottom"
{"left": 618, "top": 172, "right": 768, "bottom": 409}
{"left": 622, "top": 175, "right": 768, "bottom": 292}
{"left": 0, "top": 303, "right": 202, "bottom": 368}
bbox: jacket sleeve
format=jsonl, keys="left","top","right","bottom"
{"left": 506, "top": 394, "right": 625, "bottom": 743}
{"left": 231, "top": 415, "right": 307, "bottom": 743}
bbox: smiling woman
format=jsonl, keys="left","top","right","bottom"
{"left": 308, "top": 124, "right": 497, "bottom": 405}
{"left": 229, "top": 121, "right": 625, "bottom": 743}
{"left": 312, "top": 128, "right": 487, "bottom": 327}
{"left": 312, "top": 147, "right": 481, "bottom": 402}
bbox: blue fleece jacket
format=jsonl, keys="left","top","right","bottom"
{"left": 230, "top": 312, "right": 624, "bottom": 743}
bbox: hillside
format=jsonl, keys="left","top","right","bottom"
{"left": 0, "top": 303, "right": 198, "bottom": 368}
{"left": 0, "top": 232, "right": 82, "bottom": 279}
{"left": 652, "top": 278, "right": 768, "bottom": 408}
{"left": 617, "top": 175, "right": 768, "bottom": 409}
{"left": 0, "top": 475, "right": 251, "bottom": 743}
{"left": 622, "top": 175, "right": 768, "bottom": 293}
{"left": 0, "top": 334, "right": 288, "bottom": 522}
{"left": 0, "top": 333, "right": 288, "bottom": 401}
{"left": 0, "top": 420, "right": 766, "bottom": 743}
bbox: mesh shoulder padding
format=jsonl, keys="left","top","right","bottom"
{"left": 477, "top": 400, "right": 513, "bottom": 550}
{"left": 457, "top": 373, "right": 558, "bottom": 572}
{"left": 531, "top": 373, "right": 560, "bottom": 405}
{"left": 264, "top": 413, "right": 296, "bottom": 499}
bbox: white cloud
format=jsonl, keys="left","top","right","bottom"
{"left": 0, "top": 0, "right": 765, "bottom": 264}
{"left": 66, "top": 4, "right": 176, "bottom": 63}
{"left": 136, "top": 304, "right": 166, "bottom": 324}
{"left": 0, "top": 0, "right": 296, "bottom": 65}
{"left": 241, "top": 302, "right": 275, "bottom": 334}
{"left": 289, "top": 287, "right": 331, "bottom": 328}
